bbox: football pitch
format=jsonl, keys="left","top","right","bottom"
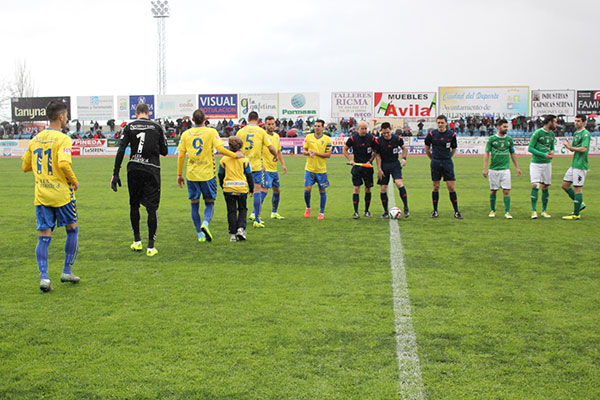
{"left": 1, "top": 155, "right": 599, "bottom": 399}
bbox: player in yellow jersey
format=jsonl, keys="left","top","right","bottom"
{"left": 235, "top": 111, "right": 277, "bottom": 228}
{"left": 177, "top": 109, "right": 242, "bottom": 242}
{"left": 21, "top": 101, "right": 80, "bottom": 292}
{"left": 260, "top": 116, "right": 287, "bottom": 220}
{"left": 218, "top": 136, "right": 255, "bottom": 241}
{"left": 302, "top": 119, "right": 332, "bottom": 220}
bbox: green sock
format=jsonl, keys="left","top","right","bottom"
{"left": 565, "top": 187, "right": 575, "bottom": 200}
{"left": 542, "top": 189, "right": 549, "bottom": 212}
{"left": 490, "top": 193, "right": 496, "bottom": 212}
{"left": 504, "top": 196, "right": 511, "bottom": 213}
{"left": 574, "top": 193, "right": 583, "bottom": 215}
{"left": 531, "top": 188, "right": 539, "bottom": 211}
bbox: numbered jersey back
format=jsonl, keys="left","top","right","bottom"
{"left": 122, "top": 119, "right": 167, "bottom": 172}
{"left": 23, "top": 129, "right": 75, "bottom": 207}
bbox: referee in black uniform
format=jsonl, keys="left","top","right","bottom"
{"left": 111, "top": 103, "right": 168, "bottom": 256}
{"left": 375, "top": 122, "right": 409, "bottom": 218}
{"left": 424, "top": 115, "right": 462, "bottom": 219}
{"left": 343, "top": 121, "right": 377, "bottom": 218}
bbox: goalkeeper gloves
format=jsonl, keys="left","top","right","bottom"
{"left": 111, "top": 174, "right": 122, "bottom": 192}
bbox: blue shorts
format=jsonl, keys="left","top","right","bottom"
{"left": 187, "top": 178, "right": 217, "bottom": 201}
{"left": 304, "top": 171, "right": 329, "bottom": 189}
{"left": 252, "top": 170, "right": 265, "bottom": 186}
{"left": 36, "top": 201, "right": 78, "bottom": 230}
{"left": 263, "top": 171, "right": 280, "bottom": 189}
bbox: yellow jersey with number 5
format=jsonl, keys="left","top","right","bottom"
{"left": 22, "top": 129, "right": 75, "bottom": 207}
{"left": 236, "top": 125, "right": 271, "bottom": 172}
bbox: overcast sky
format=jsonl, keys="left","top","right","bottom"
{"left": 0, "top": 0, "right": 598, "bottom": 120}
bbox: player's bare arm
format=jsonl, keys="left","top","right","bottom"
{"left": 400, "top": 145, "right": 407, "bottom": 167}
{"left": 277, "top": 150, "right": 287, "bottom": 174}
{"left": 483, "top": 152, "right": 490, "bottom": 178}
{"left": 342, "top": 145, "right": 354, "bottom": 165}
{"left": 424, "top": 144, "right": 432, "bottom": 160}
{"left": 510, "top": 152, "right": 522, "bottom": 176}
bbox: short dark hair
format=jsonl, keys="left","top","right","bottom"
{"left": 193, "top": 109, "right": 206, "bottom": 125}
{"left": 542, "top": 115, "right": 556, "bottom": 125}
{"left": 265, "top": 116, "right": 275, "bottom": 122}
{"left": 436, "top": 115, "right": 448, "bottom": 122}
{"left": 575, "top": 114, "right": 587, "bottom": 122}
{"left": 136, "top": 103, "right": 149, "bottom": 115}
{"left": 496, "top": 118, "right": 508, "bottom": 126}
{"left": 381, "top": 122, "right": 391, "bottom": 130}
{"left": 315, "top": 119, "right": 325, "bottom": 127}
{"left": 46, "top": 100, "right": 68, "bottom": 122}
{"left": 248, "top": 111, "right": 259, "bottom": 121}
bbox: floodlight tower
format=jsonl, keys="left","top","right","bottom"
{"left": 151, "top": 0, "right": 170, "bottom": 94}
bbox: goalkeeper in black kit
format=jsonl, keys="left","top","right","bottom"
{"left": 375, "top": 122, "right": 409, "bottom": 218}
{"left": 110, "top": 103, "right": 168, "bottom": 256}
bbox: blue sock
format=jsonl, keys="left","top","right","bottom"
{"left": 253, "top": 194, "right": 262, "bottom": 223}
{"left": 191, "top": 202, "right": 202, "bottom": 232}
{"left": 319, "top": 192, "right": 327, "bottom": 214}
{"left": 63, "top": 227, "right": 78, "bottom": 274}
{"left": 260, "top": 191, "right": 267, "bottom": 206}
{"left": 304, "top": 191, "right": 311, "bottom": 209}
{"left": 36, "top": 236, "right": 52, "bottom": 280}
{"left": 203, "top": 202, "right": 214, "bottom": 225}
{"left": 272, "top": 192, "right": 280, "bottom": 213}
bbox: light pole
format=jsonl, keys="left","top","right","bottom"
{"left": 151, "top": 0, "right": 170, "bottom": 95}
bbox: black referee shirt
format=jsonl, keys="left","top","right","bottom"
{"left": 375, "top": 134, "right": 404, "bottom": 163}
{"left": 345, "top": 133, "right": 376, "bottom": 163}
{"left": 424, "top": 129, "right": 457, "bottom": 160}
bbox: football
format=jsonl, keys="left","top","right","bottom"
{"left": 389, "top": 207, "right": 402, "bottom": 219}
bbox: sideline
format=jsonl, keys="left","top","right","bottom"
{"left": 388, "top": 191, "right": 426, "bottom": 399}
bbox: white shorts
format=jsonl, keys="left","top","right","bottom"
{"left": 489, "top": 169, "right": 511, "bottom": 190}
{"left": 530, "top": 163, "right": 552, "bottom": 185}
{"left": 563, "top": 167, "right": 587, "bottom": 187}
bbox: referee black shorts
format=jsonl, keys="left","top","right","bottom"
{"left": 351, "top": 165, "right": 374, "bottom": 188}
{"left": 430, "top": 159, "right": 455, "bottom": 182}
{"left": 128, "top": 169, "right": 161, "bottom": 209}
{"left": 377, "top": 161, "right": 403, "bottom": 185}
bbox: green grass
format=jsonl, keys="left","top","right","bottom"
{"left": 0, "top": 154, "right": 599, "bottom": 399}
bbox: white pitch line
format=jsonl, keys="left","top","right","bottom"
{"left": 388, "top": 191, "right": 426, "bottom": 400}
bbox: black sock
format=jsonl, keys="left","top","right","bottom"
{"left": 147, "top": 207, "right": 158, "bottom": 248}
{"left": 130, "top": 206, "right": 141, "bottom": 242}
{"left": 399, "top": 186, "right": 408, "bottom": 210}
{"left": 353, "top": 193, "right": 359, "bottom": 213}
{"left": 380, "top": 192, "right": 388, "bottom": 212}
{"left": 449, "top": 191, "right": 459, "bottom": 212}
{"left": 365, "top": 192, "right": 371, "bottom": 212}
{"left": 432, "top": 191, "right": 439, "bottom": 211}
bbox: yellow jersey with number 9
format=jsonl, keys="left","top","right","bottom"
{"left": 236, "top": 125, "right": 271, "bottom": 172}
{"left": 22, "top": 129, "right": 75, "bottom": 207}
{"left": 178, "top": 126, "right": 224, "bottom": 181}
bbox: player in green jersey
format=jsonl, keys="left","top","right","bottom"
{"left": 528, "top": 115, "right": 556, "bottom": 219}
{"left": 483, "top": 119, "right": 522, "bottom": 219}
{"left": 561, "top": 115, "right": 590, "bottom": 220}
